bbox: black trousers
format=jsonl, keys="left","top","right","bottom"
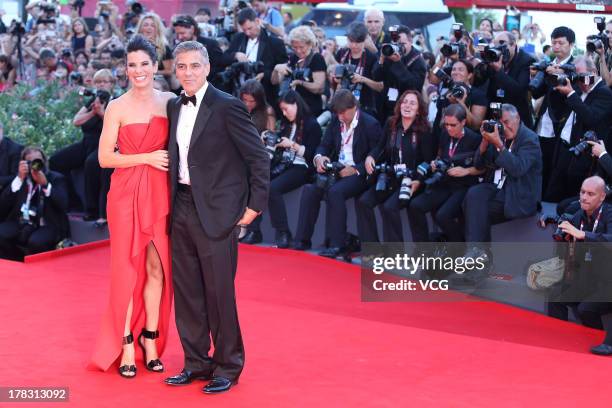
{"left": 539, "top": 136, "right": 556, "bottom": 200}
{"left": 546, "top": 300, "right": 612, "bottom": 330}
{"left": 171, "top": 187, "right": 243, "bottom": 381}
{"left": 408, "top": 185, "right": 468, "bottom": 242}
{"left": 355, "top": 187, "right": 405, "bottom": 243}
{"left": 248, "top": 165, "right": 310, "bottom": 234}
{"left": 463, "top": 183, "right": 508, "bottom": 243}
{"left": 0, "top": 220, "right": 59, "bottom": 260}
{"left": 84, "top": 149, "right": 112, "bottom": 218}
{"left": 295, "top": 174, "right": 368, "bottom": 247}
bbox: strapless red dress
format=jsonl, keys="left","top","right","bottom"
{"left": 89, "top": 115, "right": 172, "bottom": 371}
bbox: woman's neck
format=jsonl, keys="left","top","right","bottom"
{"left": 401, "top": 116, "right": 415, "bottom": 130}
{"left": 131, "top": 86, "right": 155, "bottom": 100}
{"left": 350, "top": 50, "right": 363, "bottom": 59}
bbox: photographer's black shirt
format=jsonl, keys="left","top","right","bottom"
{"left": 433, "top": 84, "right": 489, "bottom": 136}
{"left": 437, "top": 127, "right": 482, "bottom": 188}
{"left": 81, "top": 114, "right": 104, "bottom": 153}
{"left": 334, "top": 48, "right": 379, "bottom": 114}
{"left": 289, "top": 52, "right": 326, "bottom": 116}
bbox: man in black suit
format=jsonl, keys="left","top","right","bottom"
{"left": 485, "top": 31, "right": 535, "bottom": 129}
{"left": 163, "top": 41, "right": 269, "bottom": 394}
{"left": 293, "top": 89, "right": 382, "bottom": 258}
{"left": 0, "top": 122, "right": 22, "bottom": 195}
{"left": 172, "top": 15, "right": 224, "bottom": 86}
{"left": 545, "top": 56, "right": 612, "bottom": 201}
{"left": 0, "top": 146, "right": 69, "bottom": 260}
{"left": 218, "top": 7, "right": 287, "bottom": 104}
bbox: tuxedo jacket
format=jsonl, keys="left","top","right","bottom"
{"left": 0, "top": 137, "right": 23, "bottom": 191}
{"left": 167, "top": 84, "right": 270, "bottom": 239}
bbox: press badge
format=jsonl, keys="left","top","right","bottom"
{"left": 496, "top": 89, "right": 505, "bottom": 99}
{"left": 339, "top": 151, "right": 346, "bottom": 162}
{"left": 387, "top": 88, "right": 399, "bottom": 102}
{"left": 493, "top": 169, "right": 506, "bottom": 189}
{"left": 585, "top": 250, "right": 593, "bottom": 262}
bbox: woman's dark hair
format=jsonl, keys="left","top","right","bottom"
{"left": 126, "top": 34, "right": 158, "bottom": 64}
{"left": 390, "top": 90, "right": 430, "bottom": 145}
{"left": 0, "top": 55, "right": 13, "bottom": 71}
{"left": 479, "top": 18, "right": 494, "bottom": 33}
{"left": 74, "top": 50, "right": 89, "bottom": 64}
{"left": 452, "top": 58, "right": 474, "bottom": 75}
{"left": 279, "top": 89, "right": 310, "bottom": 144}
{"left": 239, "top": 79, "right": 269, "bottom": 133}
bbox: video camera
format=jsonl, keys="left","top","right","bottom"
{"left": 315, "top": 161, "right": 345, "bottom": 190}
{"left": 381, "top": 25, "right": 406, "bottom": 58}
{"left": 586, "top": 17, "right": 609, "bottom": 54}
{"left": 440, "top": 23, "right": 467, "bottom": 59}
{"left": 529, "top": 61, "right": 576, "bottom": 91}
{"left": 569, "top": 130, "right": 599, "bottom": 157}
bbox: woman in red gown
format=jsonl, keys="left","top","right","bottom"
{"left": 89, "top": 35, "right": 176, "bottom": 378}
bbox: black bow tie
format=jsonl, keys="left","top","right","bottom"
{"left": 181, "top": 93, "right": 197, "bottom": 106}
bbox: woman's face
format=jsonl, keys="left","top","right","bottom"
{"left": 324, "top": 39, "right": 336, "bottom": 53}
{"left": 291, "top": 40, "right": 311, "bottom": 60}
{"left": 75, "top": 53, "right": 88, "bottom": 65}
{"left": 451, "top": 61, "right": 470, "bottom": 84}
{"left": 73, "top": 21, "right": 84, "bottom": 35}
{"left": 126, "top": 50, "right": 157, "bottom": 89}
{"left": 139, "top": 18, "right": 156, "bottom": 41}
{"left": 348, "top": 39, "right": 364, "bottom": 56}
{"left": 280, "top": 101, "right": 297, "bottom": 122}
{"left": 241, "top": 93, "right": 257, "bottom": 113}
{"left": 54, "top": 66, "right": 68, "bottom": 79}
{"left": 400, "top": 93, "right": 419, "bottom": 120}
{"left": 479, "top": 20, "right": 492, "bottom": 33}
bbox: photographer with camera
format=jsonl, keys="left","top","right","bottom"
{"left": 363, "top": 8, "right": 389, "bottom": 55}
{"left": 251, "top": 0, "right": 285, "bottom": 39}
{"left": 586, "top": 18, "right": 612, "bottom": 87}
{"left": 480, "top": 31, "right": 535, "bottom": 129}
{"left": 242, "top": 90, "right": 322, "bottom": 248}
{"left": 0, "top": 146, "right": 69, "bottom": 260}
{"left": 408, "top": 104, "right": 483, "bottom": 243}
{"left": 49, "top": 69, "right": 114, "bottom": 223}
{"left": 272, "top": 26, "right": 327, "bottom": 117}
{"left": 356, "top": 90, "right": 434, "bottom": 243}
{"left": 544, "top": 56, "right": 612, "bottom": 201}
{"left": 219, "top": 8, "right": 287, "bottom": 103}
{"left": 373, "top": 25, "right": 427, "bottom": 122}
{"left": 530, "top": 26, "right": 576, "bottom": 199}
{"left": 293, "top": 90, "right": 382, "bottom": 257}
{"left": 332, "top": 22, "right": 382, "bottom": 119}
{"left": 455, "top": 104, "right": 542, "bottom": 286}
{"left": 239, "top": 79, "right": 276, "bottom": 134}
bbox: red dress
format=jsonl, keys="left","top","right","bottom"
{"left": 89, "top": 115, "right": 172, "bottom": 371}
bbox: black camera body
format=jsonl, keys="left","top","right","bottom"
{"left": 483, "top": 102, "right": 504, "bottom": 134}
{"left": 81, "top": 88, "right": 111, "bottom": 108}
{"left": 417, "top": 159, "right": 450, "bottom": 186}
{"left": 569, "top": 130, "right": 599, "bottom": 157}
{"left": 440, "top": 42, "right": 467, "bottom": 59}
{"left": 10, "top": 21, "right": 26, "bottom": 36}
{"left": 449, "top": 81, "right": 469, "bottom": 100}
{"left": 552, "top": 213, "right": 574, "bottom": 242}
{"left": 315, "top": 161, "right": 345, "bottom": 190}
{"left": 279, "top": 67, "right": 312, "bottom": 96}
{"left": 262, "top": 130, "right": 282, "bottom": 159}
{"left": 482, "top": 44, "right": 510, "bottom": 64}
{"left": 432, "top": 66, "right": 452, "bottom": 86}
{"left": 219, "top": 61, "right": 264, "bottom": 85}
{"left": 586, "top": 17, "right": 609, "bottom": 54}
{"left": 529, "top": 61, "right": 576, "bottom": 91}
{"left": 27, "top": 158, "right": 45, "bottom": 173}
{"left": 334, "top": 64, "right": 357, "bottom": 90}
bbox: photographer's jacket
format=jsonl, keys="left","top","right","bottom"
{"left": 315, "top": 110, "right": 382, "bottom": 175}
{"left": 564, "top": 80, "right": 612, "bottom": 146}
{"left": 373, "top": 47, "right": 427, "bottom": 102}
{"left": 570, "top": 203, "right": 612, "bottom": 243}
{"left": 475, "top": 124, "right": 542, "bottom": 219}
{"left": 437, "top": 127, "right": 482, "bottom": 188}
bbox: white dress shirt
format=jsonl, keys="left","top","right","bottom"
{"left": 245, "top": 38, "right": 259, "bottom": 62}
{"left": 176, "top": 82, "right": 209, "bottom": 185}
{"left": 558, "top": 77, "right": 603, "bottom": 144}
{"left": 537, "top": 55, "right": 572, "bottom": 139}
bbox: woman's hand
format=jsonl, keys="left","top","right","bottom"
{"left": 276, "top": 137, "right": 293, "bottom": 149}
{"left": 447, "top": 167, "right": 470, "bottom": 177}
{"left": 274, "top": 63, "right": 291, "bottom": 77}
{"left": 146, "top": 150, "right": 169, "bottom": 171}
{"left": 365, "top": 156, "right": 376, "bottom": 175}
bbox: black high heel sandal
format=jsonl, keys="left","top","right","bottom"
{"left": 118, "top": 333, "right": 137, "bottom": 379}
{"left": 138, "top": 329, "right": 164, "bottom": 372}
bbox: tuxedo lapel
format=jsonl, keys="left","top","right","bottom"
{"left": 256, "top": 32, "right": 267, "bottom": 61}
{"left": 188, "top": 85, "right": 215, "bottom": 151}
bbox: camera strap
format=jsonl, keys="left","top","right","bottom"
{"left": 580, "top": 205, "right": 603, "bottom": 234}
{"left": 20, "top": 180, "right": 39, "bottom": 223}
{"left": 340, "top": 50, "right": 366, "bottom": 75}
{"left": 448, "top": 135, "right": 462, "bottom": 158}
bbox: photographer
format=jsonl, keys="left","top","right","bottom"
{"left": 482, "top": 31, "right": 535, "bottom": 129}
{"left": 546, "top": 176, "right": 612, "bottom": 339}
{"left": 293, "top": 90, "right": 382, "bottom": 257}
{"left": 239, "top": 79, "right": 276, "bottom": 134}
{"left": 251, "top": 0, "right": 285, "bottom": 39}
{"left": 242, "top": 90, "right": 322, "bottom": 248}
{"left": 0, "top": 146, "right": 69, "bottom": 260}
{"left": 590, "top": 19, "right": 612, "bottom": 86}
{"left": 432, "top": 59, "right": 489, "bottom": 135}
{"left": 49, "top": 69, "right": 114, "bottom": 222}
{"left": 408, "top": 104, "right": 483, "bottom": 243}
{"left": 219, "top": 7, "right": 288, "bottom": 103}
{"left": 531, "top": 26, "right": 576, "bottom": 199}
{"left": 356, "top": 90, "right": 434, "bottom": 243}
{"left": 0, "top": 121, "right": 22, "bottom": 199}
{"left": 363, "top": 8, "right": 389, "bottom": 54}
{"left": 545, "top": 56, "right": 612, "bottom": 201}
{"left": 272, "top": 26, "right": 327, "bottom": 117}
{"left": 332, "top": 22, "right": 382, "bottom": 119}
{"left": 456, "top": 104, "right": 542, "bottom": 285}
{"left": 372, "top": 25, "right": 427, "bottom": 122}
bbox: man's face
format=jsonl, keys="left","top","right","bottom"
{"left": 347, "top": 39, "right": 364, "bottom": 56}
{"left": 575, "top": 61, "right": 596, "bottom": 93}
{"left": 398, "top": 32, "right": 412, "bottom": 55}
{"left": 252, "top": 0, "right": 266, "bottom": 14}
{"left": 100, "top": 52, "right": 112, "bottom": 67}
{"left": 24, "top": 150, "right": 44, "bottom": 164}
{"left": 337, "top": 106, "right": 357, "bottom": 125}
{"left": 174, "top": 25, "right": 196, "bottom": 42}
{"left": 500, "top": 111, "right": 520, "bottom": 140}
{"left": 493, "top": 33, "right": 515, "bottom": 60}
{"left": 580, "top": 180, "right": 606, "bottom": 213}
{"left": 443, "top": 115, "right": 465, "bottom": 138}
{"left": 606, "top": 22, "right": 612, "bottom": 47}
{"left": 364, "top": 11, "right": 384, "bottom": 37}
{"left": 551, "top": 36, "right": 572, "bottom": 60}
{"left": 175, "top": 50, "right": 210, "bottom": 95}
{"left": 240, "top": 19, "right": 261, "bottom": 40}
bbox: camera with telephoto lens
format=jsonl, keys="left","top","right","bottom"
{"left": 586, "top": 17, "right": 609, "bottom": 53}
{"left": 371, "top": 163, "right": 395, "bottom": 199}
{"left": 552, "top": 213, "right": 574, "bottom": 242}
{"left": 417, "top": 159, "right": 450, "bottom": 186}
{"left": 80, "top": 88, "right": 111, "bottom": 108}
{"left": 482, "top": 44, "right": 510, "bottom": 64}
{"left": 529, "top": 61, "right": 576, "bottom": 91}
{"left": 315, "top": 161, "right": 345, "bottom": 190}
{"left": 10, "top": 21, "right": 26, "bottom": 36}
{"left": 334, "top": 64, "right": 357, "bottom": 90}
{"left": 440, "top": 23, "right": 466, "bottom": 59}
{"left": 482, "top": 102, "right": 504, "bottom": 134}
{"left": 449, "top": 81, "right": 469, "bottom": 100}
{"left": 432, "top": 66, "right": 452, "bottom": 86}
{"left": 218, "top": 61, "right": 264, "bottom": 86}
{"left": 395, "top": 165, "right": 415, "bottom": 202}
{"left": 27, "top": 158, "right": 45, "bottom": 173}
{"left": 569, "top": 130, "right": 599, "bottom": 157}
{"left": 381, "top": 25, "right": 406, "bottom": 58}
{"left": 279, "top": 67, "right": 312, "bottom": 96}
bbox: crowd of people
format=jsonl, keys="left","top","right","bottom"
{"left": 2, "top": 1, "right": 612, "bottom": 355}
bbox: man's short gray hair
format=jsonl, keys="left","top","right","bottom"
{"left": 496, "top": 31, "right": 516, "bottom": 46}
{"left": 574, "top": 56, "right": 597, "bottom": 74}
{"left": 501, "top": 103, "right": 520, "bottom": 119}
{"left": 364, "top": 8, "right": 384, "bottom": 21}
{"left": 173, "top": 41, "right": 209, "bottom": 64}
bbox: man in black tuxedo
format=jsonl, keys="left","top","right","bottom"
{"left": 293, "top": 90, "right": 382, "bottom": 258}
{"left": 218, "top": 7, "right": 288, "bottom": 103}
{"left": 0, "top": 122, "right": 22, "bottom": 197}
{"left": 0, "top": 146, "right": 69, "bottom": 260}
{"left": 163, "top": 41, "right": 269, "bottom": 394}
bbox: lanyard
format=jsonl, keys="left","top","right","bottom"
{"left": 580, "top": 206, "right": 603, "bottom": 234}
{"left": 245, "top": 38, "right": 259, "bottom": 59}
{"left": 448, "top": 136, "right": 461, "bottom": 158}
{"left": 341, "top": 50, "right": 366, "bottom": 75}
{"left": 396, "top": 127, "right": 417, "bottom": 164}
{"left": 341, "top": 111, "right": 359, "bottom": 147}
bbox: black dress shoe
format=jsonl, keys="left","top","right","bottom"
{"left": 292, "top": 240, "right": 311, "bottom": 251}
{"left": 202, "top": 376, "right": 237, "bottom": 394}
{"left": 240, "top": 230, "right": 262, "bottom": 245}
{"left": 275, "top": 230, "right": 292, "bottom": 249}
{"left": 319, "top": 247, "right": 344, "bottom": 258}
{"left": 164, "top": 369, "right": 213, "bottom": 386}
{"left": 591, "top": 343, "right": 612, "bottom": 356}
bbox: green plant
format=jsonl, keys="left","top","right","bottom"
{"left": 0, "top": 81, "right": 83, "bottom": 155}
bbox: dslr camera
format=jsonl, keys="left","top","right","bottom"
{"left": 482, "top": 102, "right": 504, "bottom": 134}
{"left": 417, "top": 159, "right": 450, "bottom": 186}
{"left": 552, "top": 213, "right": 574, "bottom": 242}
{"left": 315, "top": 161, "right": 345, "bottom": 190}
{"left": 381, "top": 25, "right": 406, "bottom": 57}
{"left": 218, "top": 61, "right": 264, "bottom": 91}
{"left": 586, "top": 17, "right": 609, "bottom": 54}
{"left": 529, "top": 61, "right": 576, "bottom": 91}
{"left": 440, "top": 23, "right": 467, "bottom": 59}
{"left": 569, "top": 130, "right": 599, "bottom": 157}
{"left": 334, "top": 64, "right": 357, "bottom": 90}
{"left": 80, "top": 88, "right": 111, "bottom": 108}
{"left": 279, "top": 67, "right": 312, "bottom": 96}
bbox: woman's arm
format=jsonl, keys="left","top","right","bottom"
{"left": 296, "top": 70, "right": 325, "bottom": 94}
{"left": 266, "top": 106, "right": 276, "bottom": 131}
{"left": 73, "top": 105, "right": 96, "bottom": 126}
{"left": 85, "top": 35, "right": 94, "bottom": 56}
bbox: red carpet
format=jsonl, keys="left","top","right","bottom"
{"left": 0, "top": 244, "right": 609, "bottom": 407}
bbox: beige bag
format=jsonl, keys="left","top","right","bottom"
{"left": 526, "top": 256, "right": 565, "bottom": 290}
